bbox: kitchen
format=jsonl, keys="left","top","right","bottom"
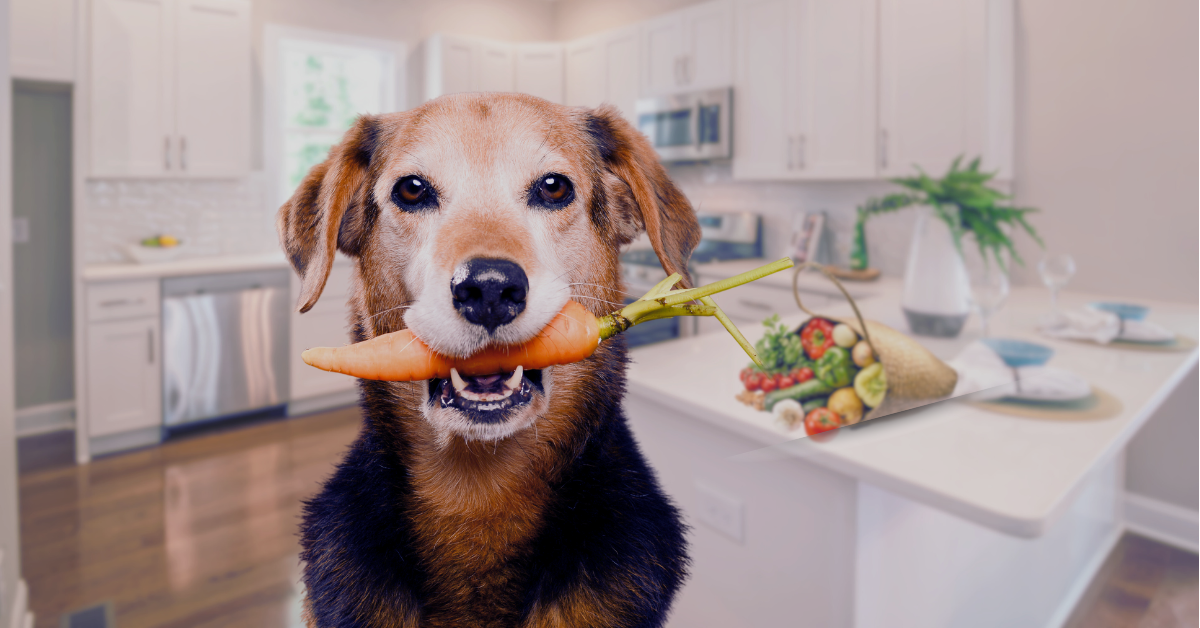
{"left": 0, "top": 0, "right": 1196, "bottom": 627}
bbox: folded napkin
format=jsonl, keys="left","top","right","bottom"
{"left": 949, "top": 341, "right": 1091, "bottom": 401}
{"left": 1039, "top": 308, "right": 1174, "bottom": 344}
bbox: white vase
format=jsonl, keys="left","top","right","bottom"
{"left": 901, "top": 207, "right": 971, "bottom": 337}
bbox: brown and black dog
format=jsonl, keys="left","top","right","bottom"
{"left": 278, "top": 93, "right": 700, "bottom": 627}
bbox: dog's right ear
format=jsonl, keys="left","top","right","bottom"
{"left": 276, "top": 115, "right": 380, "bottom": 313}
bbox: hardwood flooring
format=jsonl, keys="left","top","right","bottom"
{"left": 17, "top": 407, "right": 1199, "bottom": 627}
{"left": 19, "top": 408, "right": 362, "bottom": 628}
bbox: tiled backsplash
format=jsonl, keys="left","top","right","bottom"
{"left": 82, "top": 173, "right": 279, "bottom": 265}
{"left": 667, "top": 162, "right": 920, "bottom": 277}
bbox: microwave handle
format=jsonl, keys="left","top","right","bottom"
{"left": 694, "top": 101, "right": 703, "bottom": 150}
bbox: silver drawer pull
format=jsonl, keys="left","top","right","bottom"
{"left": 738, "top": 300, "right": 774, "bottom": 311}
{"left": 99, "top": 297, "right": 144, "bottom": 307}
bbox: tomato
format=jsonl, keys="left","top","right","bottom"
{"left": 795, "top": 367, "right": 814, "bottom": 383}
{"left": 745, "top": 372, "right": 762, "bottom": 391}
{"left": 804, "top": 407, "right": 842, "bottom": 436}
{"left": 774, "top": 373, "right": 786, "bottom": 388}
{"left": 761, "top": 378, "right": 777, "bottom": 393}
{"left": 801, "top": 319, "right": 837, "bottom": 360}
{"left": 740, "top": 367, "right": 752, "bottom": 382}
{"left": 779, "top": 375, "right": 795, "bottom": 389}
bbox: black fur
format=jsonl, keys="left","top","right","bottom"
{"left": 299, "top": 339, "right": 690, "bottom": 627}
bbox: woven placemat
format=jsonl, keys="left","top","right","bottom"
{"left": 1063, "top": 334, "right": 1197, "bottom": 353}
{"left": 966, "top": 386, "right": 1123, "bottom": 421}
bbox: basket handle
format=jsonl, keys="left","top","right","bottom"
{"left": 792, "top": 262, "right": 878, "bottom": 358}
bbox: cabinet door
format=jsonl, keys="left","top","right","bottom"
{"left": 290, "top": 263, "right": 356, "bottom": 400}
{"left": 683, "top": 0, "right": 733, "bottom": 89}
{"left": 604, "top": 26, "right": 641, "bottom": 124}
{"left": 90, "top": 0, "right": 173, "bottom": 176}
{"left": 795, "top": 0, "right": 877, "bottom": 178}
{"left": 87, "top": 317, "right": 161, "bottom": 437}
{"left": 641, "top": 13, "right": 685, "bottom": 95}
{"left": 433, "top": 34, "right": 475, "bottom": 97}
{"left": 515, "top": 43, "right": 564, "bottom": 104}
{"left": 476, "top": 41, "right": 514, "bottom": 93}
{"left": 879, "top": 0, "right": 988, "bottom": 177}
{"left": 731, "top": 0, "right": 796, "bottom": 181}
{"left": 175, "top": 0, "right": 250, "bottom": 177}
{"left": 10, "top": 0, "right": 75, "bottom": 82}
{"left": 565, "top": 36, "right": 605, "bottom": 108}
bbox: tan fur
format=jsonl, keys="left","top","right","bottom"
{"left": 278, "top": 93, "right": 699, "bottom": 626}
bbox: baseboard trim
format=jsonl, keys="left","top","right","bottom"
{"left": 90, "top": 426, "right": 162, "bottom": 458}
{"left": 288, "top": 389, "right": 359, "bottom": 417}
{"left": 15, "top": 401, "right": 75, "bottom": 437}
{"left": 1124, "top": 492, "right": 1199, "bottom": 554}
{"left": 1046, "top": 526, "right": 1123, "bottom": 628}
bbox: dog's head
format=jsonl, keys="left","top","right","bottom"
{"left": 278, "top": 93, "right": 699, "bottom": 443}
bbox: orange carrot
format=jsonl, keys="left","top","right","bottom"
{"left": 301, "top": 258, "right": 794, "bottom": 381}
{"left": 302, "top": 300, "right": 600, "bottom": 381}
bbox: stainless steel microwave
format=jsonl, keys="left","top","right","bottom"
{"left": 635, "top": 88, "right": 732, "bottom": 162}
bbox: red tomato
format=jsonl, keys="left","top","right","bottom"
{"left": 774, "top": 373, "right": 785, "bottom": 388}
{"left": 745, "top": 373, "right": 762, "bottom": 391}
{"left": 761, "top": 378, "right": 777, "bottom": 393}
{"left": 804, "top": 407, "right": 842, "bottom": 436}
{"left": 795, "top": 367, "right": 814, "bottom": 383}
{"left": 779, "top": 375, "right": 796, "bottom": 389}
{"left": 739, "top": 367, "right": 751, "bottom": 382}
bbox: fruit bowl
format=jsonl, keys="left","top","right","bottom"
{"left": 124, "top": 243, "right": 184, "bottom": 264}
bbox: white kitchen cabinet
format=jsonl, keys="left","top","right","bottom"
{"left": 89, "top": 0, "right": 250, "bottom": 177}
{"left": 733, "top": 0, "right": 877, "bottom": 180}
{"left": 564, "top": 25, "right": 641, "bottom": 123}
{"left": 10, "top": 0, "right": 76, "bottom": 82}
{"left": 879, "top": 0, "right": 1012, "bottom": 178}
{"left": 642, "top": 0, "right": 733, "bottom": 95}
{"left": 515, "top": 43, "right": 563, "bottom": 104}
{"left": 477, "top": 40, "right": 515, "bottom": 93}
{"left": 290, "top": 261, "right": 357, "bottom": 410}
{"left": 85, "top": 279, "right": 162, "bottom": 438}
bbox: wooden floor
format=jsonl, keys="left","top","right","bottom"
{"left": 18, "top": 408, "right": 1199, "bottom": 628}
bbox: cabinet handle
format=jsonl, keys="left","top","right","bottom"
{"left": 798, "top": 135, "right": 806, "bottom": 169}
{"left": 180, "top": 136, "right": 187, "bottom": 171}
{"left": 880, "top": 129, "right": 889, "bottom": 169}
{"left": 98, "top": 297, "right": 144, "bottom": 307}
{"left": 674, "top": 57, "right": 683, "bottom": 85}
{"left": 787, "top": 136, "right": 795, "bottom": 170}
{"left": 164, "top": 136, "right": 171, "bottom": 170}
{"left": 683, "top": 55, "right": 691, "bottom": 84}
{"left": 147, "top": 327, "right": 154, "bottom": 364}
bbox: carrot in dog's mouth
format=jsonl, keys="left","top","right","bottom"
{"left": 430, "top": 367, "right": 544, "bottom": 419}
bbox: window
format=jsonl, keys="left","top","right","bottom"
{"left": 265, "top": 26, "right": 405, "bottom": 205}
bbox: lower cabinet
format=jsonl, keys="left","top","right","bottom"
{"left": 289, "top": 261, "right": 358, "bottom": 413}
{"left": 86, "top": 316, "right": 162, "bottom": 437}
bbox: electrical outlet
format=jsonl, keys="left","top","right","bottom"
{"left": 694, "top": 481, "right": 744, "bottom": 544}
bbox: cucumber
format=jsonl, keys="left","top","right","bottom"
{"left": 802, "top": 397, "right": 828, "bottom": 413}
{"left": 764, "top": 379, "right": 833, "bottom": 412}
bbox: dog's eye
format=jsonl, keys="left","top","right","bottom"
{"left": 392, "top": 175, "right": 435, "bottom": 210}
{"left": 530, "top": 173, "right": 574, "bottom": 209}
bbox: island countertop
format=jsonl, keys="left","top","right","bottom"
{"left": 625, "top": 275, "right": 1198, "bottom": 537}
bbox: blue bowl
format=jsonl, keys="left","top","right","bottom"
{"left": 1090, "top": 302, "right": 1149, "bottom": 321}
{"left": 981, "top": 338, "right": 1055, "bottom": 368}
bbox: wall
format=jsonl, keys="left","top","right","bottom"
{"left": 553, "top": 0, "right": 706, "bottom": 40}
{"left": 13, "top": 83, "right": 73, "bottom": 410}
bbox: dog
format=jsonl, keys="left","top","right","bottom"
{"left": 277, "top": 92, "right": 701, "bottom": 627}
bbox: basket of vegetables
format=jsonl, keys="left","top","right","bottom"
{"left": 735, "top": 262, "right": 958, "bottom": 437}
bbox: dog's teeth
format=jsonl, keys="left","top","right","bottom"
{"left": 505, "top": 366, "right": 523, "bottom": 390}
{"left": 450, "top": 368, "right": 467, "bottom": 392}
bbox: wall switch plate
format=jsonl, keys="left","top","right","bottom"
{"left": 694, "top": 481, "right": 744, "bottom": 544}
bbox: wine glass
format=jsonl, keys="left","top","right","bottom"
{"left": 970, "top": 266, "right": 1010, "bottom": 338}
{"left": 1038, "top": 253, "right": 1077, "bottom": 322}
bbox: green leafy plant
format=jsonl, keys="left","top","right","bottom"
{"left": 850, "top": 156, "right": 1042, "bottom": 270}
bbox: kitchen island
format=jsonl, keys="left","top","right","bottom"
{"left": 624, "top": 275, "right": 1197, "bottom": 628}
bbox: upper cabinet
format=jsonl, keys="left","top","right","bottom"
{"left": 422, "top": 35, "right": 564, "bottom": 104}
{"left": 564, "top": 25, "right": 641, "bottom": 123}
{"left": 11, "top": 0, "right": 76, "bottom": 82}
{"left": 642, "top": 0, "right": 733, "bottom": 95}
{"left": 734, "top": 0, "right": 1012, "bottom": 181}
{"left": 733, "top": 0, "right": 877, "bottom": 180}
{"left": 89, "top": 0, "right": 250, "bottom": 178}
{"left": 879, "top": 0, "right": 1012, "bottom": 179}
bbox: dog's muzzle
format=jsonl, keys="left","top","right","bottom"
{"left": 429, "top": 367, "right": 543, "bottom": 424}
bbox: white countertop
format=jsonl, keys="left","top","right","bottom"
{"left": 83, "top": 252, "right": 291, "bottom": 281}
{"left": 626, "top": 275, "right": 1198, "bottom": 537}
{"left": 693, "top": 258, "right": 879, "bottom": 299}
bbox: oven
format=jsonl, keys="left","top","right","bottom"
{"left": 635, "top": 88, "right": 733, "bottom": 162}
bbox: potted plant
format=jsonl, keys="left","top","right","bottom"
{"left": 850, "top": 157, "right": 1042, "bottom": 337}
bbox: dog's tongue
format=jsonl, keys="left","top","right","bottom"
{"left": 468, "top": 373, "right": 505, "bottom": 387}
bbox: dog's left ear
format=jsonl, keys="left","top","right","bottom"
{"left": 586, "top": 105, "right": 702, "bottom": 287}
{"left": 276, "top": 115, "right": 380, "bottom": 313}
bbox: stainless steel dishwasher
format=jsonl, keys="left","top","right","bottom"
{"left": 161, "top": 269, "right": 290, "bottom": 428}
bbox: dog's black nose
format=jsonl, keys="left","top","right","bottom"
{"left": 452, "top": 258, "right": 528, "bottom": 333}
